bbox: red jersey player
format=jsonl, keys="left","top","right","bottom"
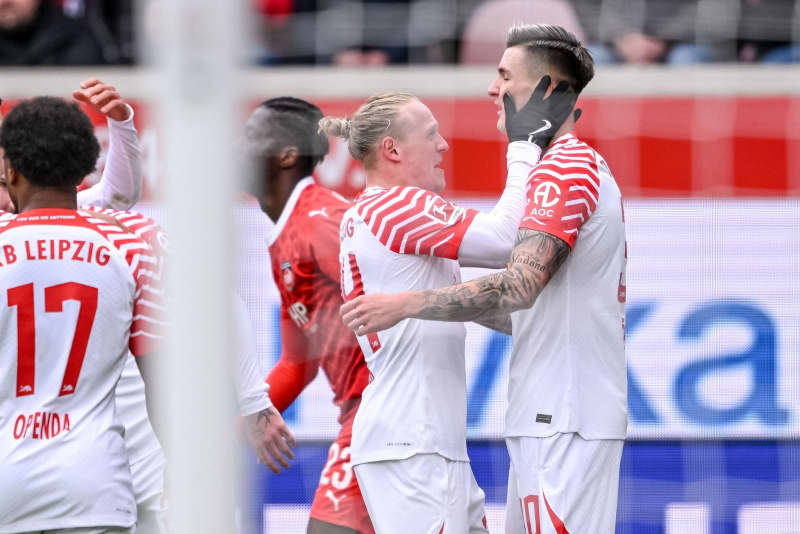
{"left": 244, "top": 97, "right": 373, "bottom": 534}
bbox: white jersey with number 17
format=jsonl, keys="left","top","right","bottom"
{"left": 0, "top": 208, "right": 166, "bottom": 533}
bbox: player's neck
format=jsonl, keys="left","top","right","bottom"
{"left": 549, "top": 119, "right": 575, "bottom": 147}
{"left": 364, "top": 166, "right": 405, "bottom": 190}
{"left": 259, "top": 171, "right": 304, "bottom": 221}
{"left": 17, "top": 187, "right": 78, "bottom": 213}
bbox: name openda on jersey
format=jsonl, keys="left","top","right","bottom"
{"left": 12, "top": 411, "right": 72, "bottom": 440}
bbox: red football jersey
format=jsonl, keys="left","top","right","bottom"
{"left": 267, "top": 178, "right": 369, "bottom": 425}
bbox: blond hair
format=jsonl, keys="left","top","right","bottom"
{"left": 318, "top": 92, "right": 416, "bottom": 168}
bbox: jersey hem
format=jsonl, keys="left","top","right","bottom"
{"left": 504, "top": 428, "right": 628, "bottom": 440}
{"left": 0, "top": 515, "right": 136, "bottom": 533}
{"left": 350, "top": 449, "right": 470, "bottom": 467}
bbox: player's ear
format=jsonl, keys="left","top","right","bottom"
{"left": 380, "top": 136, "right": 401, "bottom": 163}
{"left": 5, "top": 161, "right": 20, "bottom": 187}
{"left": 277, "top": 146, "right": 299, "bottom": 169}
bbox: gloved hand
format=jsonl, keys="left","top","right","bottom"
{"left": 503, "top": 75, "right": 577, "bottom": 149}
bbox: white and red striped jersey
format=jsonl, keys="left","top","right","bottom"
{"left": 340, "top": 185, "right": 479, "bottom": 466}
{"left": 83, "top": 207, "right": 167, "bottom": 507}
{"left": 0, "top": 208, "right": 166, "bottom": 532}
{"left": 509, "top": 133, "right": 628, "bottom": 440}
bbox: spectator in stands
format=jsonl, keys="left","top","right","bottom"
{"left": 737, "top": 0, "right": 800, "bottom": 63}
{"left": 571, "top": 0, "right": 727, "bottom": 64}
{"left": 0, "top": 0, "right": 108, "bottom": 65}
{"left": 255, "top": 0, "right": 472, "bottom": 65}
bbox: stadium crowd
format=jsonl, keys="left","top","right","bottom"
{"left": 1, "top": 0, "right": 799, "bottom": 66}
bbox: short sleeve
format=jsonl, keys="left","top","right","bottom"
{"left": 519, "top": 145, "right": 601, "bottom": 248}
{"left": 355, "top": 186, "right": 478, "bottom": 259}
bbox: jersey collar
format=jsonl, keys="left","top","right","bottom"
{"left": 549, "top": 132, "right": 576, "bottom": 149}
{"left": 265, "top": 176, "right": 315, "bottom": 246}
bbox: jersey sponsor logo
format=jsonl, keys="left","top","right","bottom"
{"left": 423, "top": 196, "right": 464, "bottom": 225}
{"left": 280, "top": 261, "right": 295, "bottom": 291}
{"left": 309, "top": 207, "right": 329, "bottom": 219}
{"left": 288, "top": 301, "right": 309, "bottom": 327}
{"left": 532, "top": 181, "right": 561, "bottom": 209}
{"left": 535, "top": 413, "right": 552, "bottom": 424}
{"left": 13, "top": 411, "right": 72, "bottom": 440}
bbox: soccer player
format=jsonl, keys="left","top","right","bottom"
{"left": 0, "top": 96, "right": 166, "bottom": 533}
{"left": 319, "top": 83, "right": 575, "bottom": 533}
{"left": 340, "top": 24, "right": 626, "bottom": 534}
{"left": 243, "top": 97, "right": 373, "bottom": 534}
{"left": 0, "top": 79, "right": 172, "bottom": 534}
{"left": 0, "top": 78, "right": 142, "bottom": 212}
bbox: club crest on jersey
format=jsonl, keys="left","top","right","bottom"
{"left": 280, "top": 261, "right": 295, "bottom": 291}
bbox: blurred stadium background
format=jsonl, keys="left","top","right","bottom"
{"left": 3, "top": 0, "right": 800, "bottom": 533}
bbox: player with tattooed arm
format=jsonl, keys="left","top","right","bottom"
{"left": 341, "top": 24, "right": 627, "bottom": 534}
{"left": 321, "top": 78, "right": 576, "bottom": 533}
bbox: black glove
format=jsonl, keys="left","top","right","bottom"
{"left": 503, "top": 75, "right": 577, "bottom": 149}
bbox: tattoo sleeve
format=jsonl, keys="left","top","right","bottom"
{"left": 415, "top": 229, "right": 570, "bottom": 323}
{"left": 474, "top": 311, "right": 512, "bottom": 335}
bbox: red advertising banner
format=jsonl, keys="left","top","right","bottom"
{"left": 3, "top": 96, "right": 798, "bottom": 199}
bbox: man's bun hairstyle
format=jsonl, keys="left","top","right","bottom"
{"left": 248, "top": 97, "right": 329, "bottom": 176}
{"left": 0, "top": 96, "right": 100, "bottom": 188}
{"left": 318, "top": 92, "right": 416, "bottom": 169}
{"left": 507, "top": 24, "right": 594, "bottom": 94}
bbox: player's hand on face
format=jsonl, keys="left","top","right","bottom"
{"left": 340, "top": 293, "right": 405, "bottom": 335}
{"left": 72, "top": 78, "right": 131, "bottom": 122}
{"left": 503, "top": 75, "right": 577, "bottom": 149}
{"left": 246, "top": 407, "right": 296, "bottom": 474}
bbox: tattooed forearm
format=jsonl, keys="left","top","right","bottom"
{"left": 474, "top": 311, "right": 512, "bottom": 335}
{"left": 414, "top": 229, "right": 570, "bottom": 323}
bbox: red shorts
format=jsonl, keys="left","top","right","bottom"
{"left": 310, "top": 425, "right": 374, "bottom": 534}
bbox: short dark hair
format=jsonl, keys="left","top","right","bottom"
{"left": 507, "top": 24, "right": 594, "bottom": 93}
{"left": 248, "top": 97, "right": 329, "bottom": 176}
{"left": 0, "top": 96, "right": 100, "bottom": 189}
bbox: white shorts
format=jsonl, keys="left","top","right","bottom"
{"left": 504, "top": 434, "right": 623, "bottom": 534}
{"left": 22, "top": 528, "right": 134, "bottom": 534}
{"left": 354, "top": 454, "right": 488, "bottom": 534}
